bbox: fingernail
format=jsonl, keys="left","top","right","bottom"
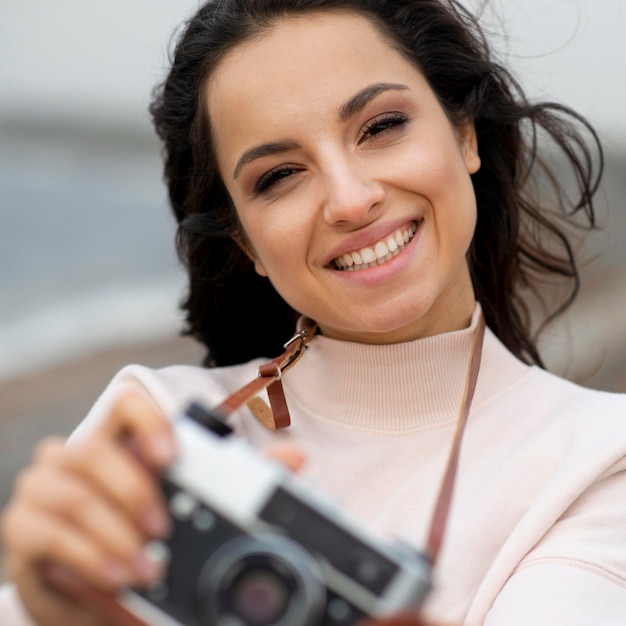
{"left": 103, "top": 560, "right": 132, "bottom": 586}
{"left": 141, "top": 505, "right": 171, "bottom": 537}
{"left": 152, "top": 433, "right": 176, "bottom": 465}
{"left": 134, "top": 548, "right": 165, "bottom": 583}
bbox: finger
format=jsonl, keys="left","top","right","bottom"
{"left": 40, "top": 563, "right": 151, "bottom": 626}
{"left": 15, "top": 462, "right": 152, "bottom": 568}
{"left": 8, "top": 450, "right": 170, "bottom": 583}
{"left": 3, "top": 500, "right": 137, "bottom": 591}
{"left": 93, "top": 391, "right": 176, "bottom": 469}
{"left": 17, "top": 568, "right": 118, "bottom": 626}
{"left": 28, "top": 436, "right": 66, "bottom": 473}
{"left": 35, "top": 434, "right": 171, "bottom": 539}
{"left": 265, "top": 444, "right": 307, "bottom": 472}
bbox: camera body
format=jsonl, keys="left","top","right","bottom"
{"left": 120, "top": 403, "right": 431, "bottom": 626}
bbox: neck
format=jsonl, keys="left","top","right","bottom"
{"left": 284, "top": 305, "right": 521, "bottom": 431}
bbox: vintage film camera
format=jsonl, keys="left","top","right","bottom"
{"left": 120, "top": 402, "right": 432, "bottom": 626}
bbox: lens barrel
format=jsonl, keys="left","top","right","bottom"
{"left": 199, "top": 535, "right": 326, "bottom": 626}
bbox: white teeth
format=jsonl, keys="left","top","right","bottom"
{"left": 374, "top": 241, "right": 388, "bottom": 259}
{"left": 333, "top": 222, "right": 418, "bottom": 272}
{"left": 360, "top": 247, "right": 376, "bottom": 264}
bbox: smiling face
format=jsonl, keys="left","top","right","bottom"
{"left": 206, "top": 10, "right": 481, "bottom": 343}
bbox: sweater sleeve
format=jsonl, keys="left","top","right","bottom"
{"left": 0, "top": 584, "right": 36, "bottom": 626}
{"left": 485, "top": 561, "right": 626, "bottom": 625}
{"left": 484, "top": 464, "right": 626, "bottom": 625}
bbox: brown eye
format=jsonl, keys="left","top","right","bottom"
{"left": 254, "top": 165, "right": 302, "bottom": 194}
{"left": 360, "top": 113, "right": 408, "bottom": 143}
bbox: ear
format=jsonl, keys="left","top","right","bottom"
{"left": 459, "top": 122, "right": 481, "bottom": 175}
{"left": 231, "top": 231, "right": 268, "bottom": 277}
{"left": 252, "top": 257, "right": 268, "bottom": 278}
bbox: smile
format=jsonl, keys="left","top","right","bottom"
{"left": 331, "top": 222, "right": 419, "bottom": 272}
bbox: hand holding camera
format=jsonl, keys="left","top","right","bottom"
{"left": 118, "top": 402, "right": 431, "bottom": 626}
{"left": 0, "top": 392, "right": 176, "bottom": 626}
{"left": 2, "top": 394, "right": 433, "bottom": 626}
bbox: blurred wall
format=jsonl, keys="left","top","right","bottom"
{"left": 0, "top": 1, "right": 200, "bottom": 126}
{"left": 2, "top": 0, "right": 625, "bottom": 138}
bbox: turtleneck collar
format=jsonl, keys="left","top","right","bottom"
{"left": 282, "top": 305, "right": 530, "bottom": 431}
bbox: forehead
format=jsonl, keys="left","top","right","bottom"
{"left": 204, "top": 10, "right": 429, "bottom": 173}
{"left": 205, "top": 10, "right": 419, "bottom": 127}
{"left": 208, "top": 10, "right": 398, "bottom": 86}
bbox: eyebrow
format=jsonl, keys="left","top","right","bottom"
{"left": 232, "top": 82, "right": 409, "bottom": 180}
{"left": 339, "top": 82, "right": 409, "bottom": 122}
{"left": 233, "top": 140, "right": 300, "bottom": 179}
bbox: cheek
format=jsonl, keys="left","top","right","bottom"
{"left": 389, "top": 134, "right": 460, "bottom": 188}
{"left": 238, "top": 210, "right": 307, "bottom": 279}
{"left": 395, "top": 138, "right": 476, "bottom": 214}
{"left": 401, "top": 139, "right": 478, "bottom": 246}
{"left": 437, "top": 174, "right": 478, "bottom": 258}
{"left": 236, "top": 178, "right": 321, "bottom": 271}
{"left": 241, "top": 216, "right": 318, "bottom": 317}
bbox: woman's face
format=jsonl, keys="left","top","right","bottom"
{"left": 207, "top": 11, "right": 481, "bottom": 343}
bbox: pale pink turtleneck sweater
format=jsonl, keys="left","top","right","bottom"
{"left": 2, "top": 306, "right": 626, "bottom": 624}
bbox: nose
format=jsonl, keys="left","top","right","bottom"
{"left": 322, "top": 155, "right": 385, "bottom": 225}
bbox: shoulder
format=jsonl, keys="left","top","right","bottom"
{"left": 477, "top": 326, "right": 626, "bottom": 439}
{"left": 479, "top": 344, "right": 626, "bottom": 425}
{"left": 490, "top": 369, "right": 626, "bottom": 517}
{"left": 469, "top": 358, "right": 626, "bottom": 497}
{"left": 507, "top": 367, "right": 626, "bottom": 466}
{"left": 70, "top": 359, "right": 266, "bottom": 441}
{"left": 518, "top": 366, "right": 626, "bottom": 426}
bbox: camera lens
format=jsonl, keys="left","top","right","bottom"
{"left": 227, "top": 559, "right": 291, "bottom": 624}
{"left": 198, "top": 535, "right": 325, "bottom": 626}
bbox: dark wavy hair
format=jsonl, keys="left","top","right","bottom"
{"left": 150, "top": 0, "right": 603, "bottom": 367}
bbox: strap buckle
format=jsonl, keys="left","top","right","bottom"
{"left": 283, "top": 328, "right": 308, "bottom": 349}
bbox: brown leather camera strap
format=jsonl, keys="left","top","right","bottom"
{"left": 216, "top": 312, "right": 486, "bottom": 565}
{"left": 214, "top": 320, "right": 318, "bottom": 429}
{"left": 426, "top": 313, "right": 486, "bottom": 565}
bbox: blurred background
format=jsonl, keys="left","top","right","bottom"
{"left": 1, "top": 0, "right": 625, "bottom": 577}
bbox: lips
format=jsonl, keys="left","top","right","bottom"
{"left": 331, "top": 221, "right": 419, "bottom": 271}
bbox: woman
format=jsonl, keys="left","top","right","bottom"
{"left": 2, "top": 0, "right": 625, "bottom": 624}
